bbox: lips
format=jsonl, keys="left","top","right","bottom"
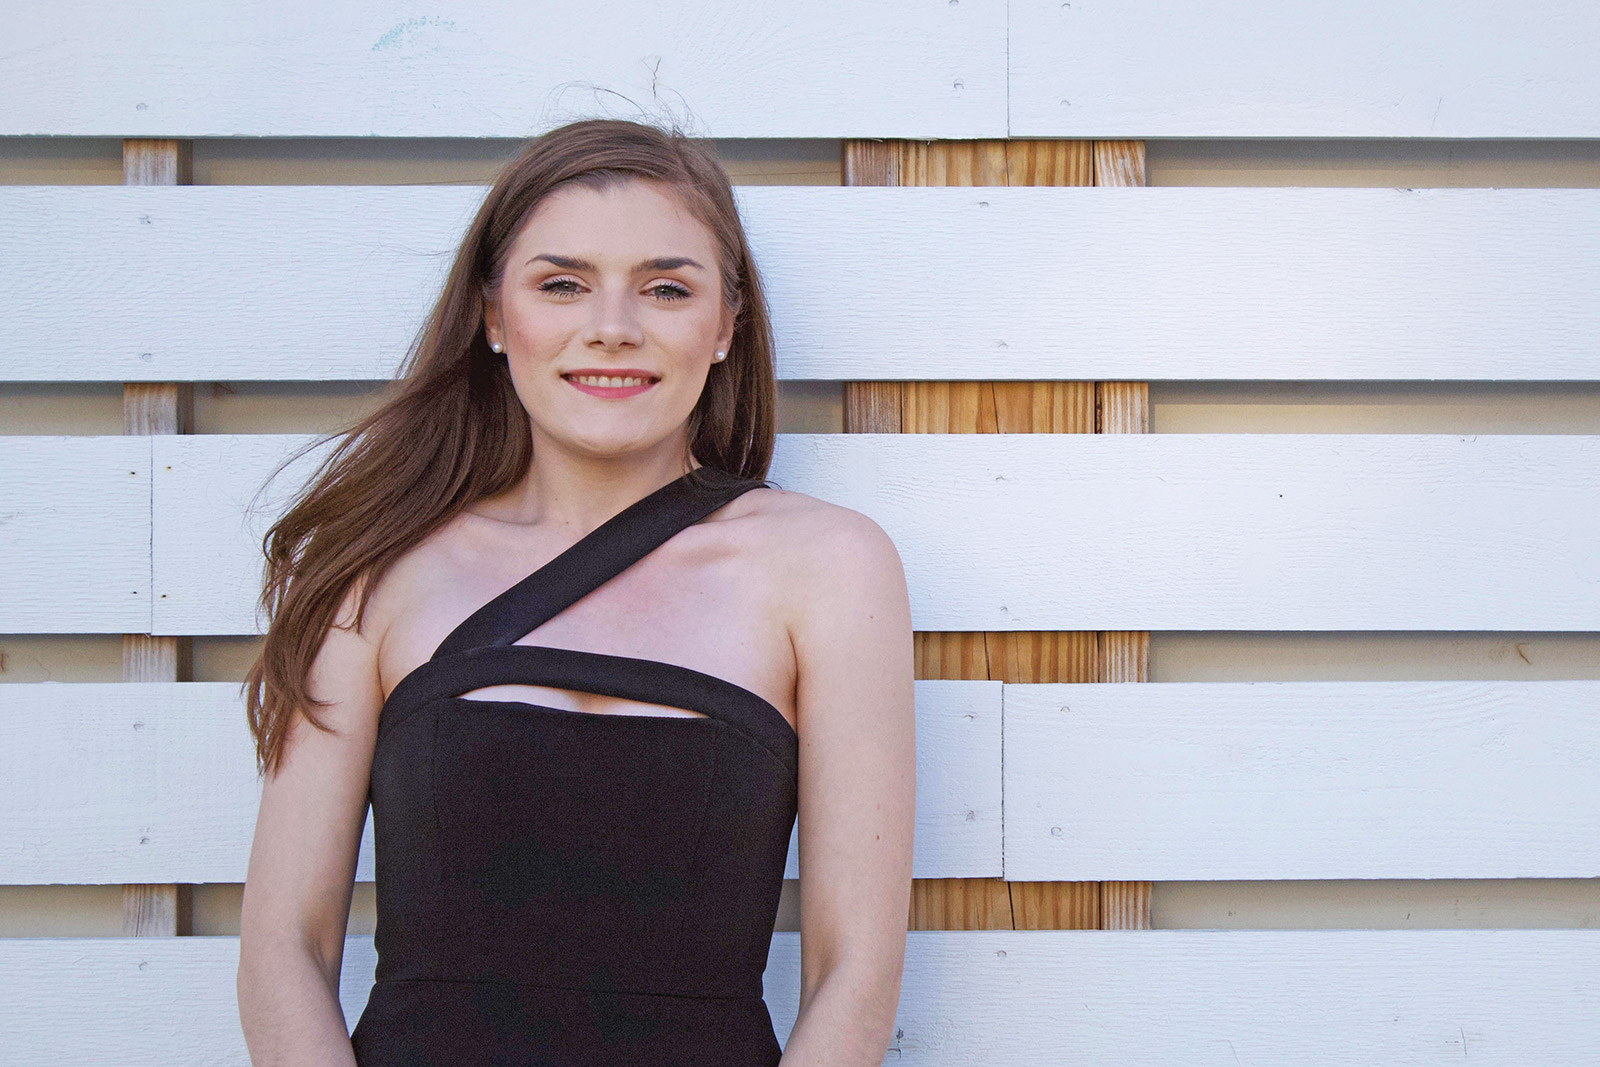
{"left": 562, "top": 369, "right": 660, "bottom": 399}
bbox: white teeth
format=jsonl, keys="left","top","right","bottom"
{"left": 569, "top": 374, "right": 650, "bottom": 388}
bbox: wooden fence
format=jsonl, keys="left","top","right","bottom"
{"left": 2, "top": 2, "right": 1597, "bottom": 1062}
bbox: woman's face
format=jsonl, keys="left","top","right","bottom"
{"left": 483, "top": 178, "right": 736, "bottom": 466}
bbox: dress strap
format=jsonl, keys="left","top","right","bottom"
{"left": 430, "top": 466, "right": 766, "bottom": 661}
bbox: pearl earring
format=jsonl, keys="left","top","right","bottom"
{"left": 490, "top": 341, "right": 504, "bottom": 354}
{"left": 713, "top": 349, "right": 727, "bottom": 362}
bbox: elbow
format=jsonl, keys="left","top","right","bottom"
{"left": 799, "top": 950, "right": 906, "bottom": 1021}
{"left": 238, "top": 921, "right": 342, "bottom": 1003}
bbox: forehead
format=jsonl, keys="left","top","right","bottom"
{"left": 511, "top": 179, "right": 716, "bottom": 259}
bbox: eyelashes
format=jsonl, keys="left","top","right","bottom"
{"left": 537, "top": 277, "right": 692, "bottom": 301}
{"left": 649, "top": 282, "right": 692, "bottom": 301}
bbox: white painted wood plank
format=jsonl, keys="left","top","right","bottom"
{"left": 769, "top": 433, "right": 1600, "bottom": 631}
{"left": 5, "top": 185, "right": 1600, "bottom": 382}
{"left": 7, "top": 676, "right": 1592, "bottom": 885}
{"left": 1004, "top": 681, "right": 1600, "bottom": 881}
{"left": 156, "top": 432, "right": 1600, "bottom": 634}
{"left": 5, "top": 931, "right": 1597, "bottom": 1065}
{"left": 1012, "top": 0, "right": 1600, "bottom": 138}
{"left": 151, "top": 434, "right": 328, "bottom": 636}
{"left": 0, "top": 186, "right": 474, "bottom": 382}
{"left": 0, "top": 1, "right": 1005, "bottom": 138}
{"left": 0, "top": 436, "right": 151, "bottom": 632}
{"left": 0, "top": 682, "right": 375, "bottom": 886}
{"left": 0, "top": 680, "right": 990, "bottom": 884}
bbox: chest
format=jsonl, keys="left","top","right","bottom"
{"left": 375, "top": 530, "right": 795, "bottom": 724}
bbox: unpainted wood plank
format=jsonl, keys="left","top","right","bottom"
{"left": 123, "top": 382, "right": 193, "bottom": 435}
{"left": 841, "top": 380, "right": 901, "bottom": 434}
{"left": 122, "top": 139, "right": 192, "bottom": 186}
{"left": 1009, "top": 882, "right": 1100, "bottom": 930}
{"left": 845, "top": 139, "right": 1102, "bottom": 933}
{"left": 1091, "top": 138, "right": 1152, "bottom": 929}
{"left": 846, "top": 138, "right": 1016, "bottom": 932}
{"left": 121, "top": 137, "right": 192, "bottom": 939}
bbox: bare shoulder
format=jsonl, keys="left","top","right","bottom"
{"left": 730, "top": 485, "right": 908, "bottom": 618}
{"left": 734, "top": 484, "right": 899, "bottom": 558}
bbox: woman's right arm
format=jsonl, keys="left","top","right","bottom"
{"left": 238, "top": 582, "right": 385, "bottom": 1066}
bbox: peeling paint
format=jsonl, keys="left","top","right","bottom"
{"left": 372, "top": 16, "right": 457, "bottom": 52}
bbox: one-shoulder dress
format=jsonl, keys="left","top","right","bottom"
{"left": 349, "top": 467, "right": 799, "bottom": 1066}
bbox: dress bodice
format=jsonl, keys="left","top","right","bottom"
{"left": 350, "top": 468, "right": 798, "bottom": 1066}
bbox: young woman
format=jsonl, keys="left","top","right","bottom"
{"left": 236, "top": 118, "right": 915, "bottom": 1066}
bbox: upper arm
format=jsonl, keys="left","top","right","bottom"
{"left": 786, "top": 504, "right": 916, "bottom": 995}
{"left": 240, "top": 578, "right": 385, "bottom": 981}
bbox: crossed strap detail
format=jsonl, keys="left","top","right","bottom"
{"left": 376, "top": 466, "right": 797, "bottom": 770}
{"left": 431, "top": 466, "right": 768, "bottom": 661}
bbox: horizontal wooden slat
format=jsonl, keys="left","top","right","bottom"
{"left": 1004, "top": 680, "right": 1600, "bottom": 881}
{"left": 0, "top": 682, "right": 354, "bottom": 885}
{"left": 4, "top": 185, "right": 1600, "bottom": 382}
{"left": 0, "top": 436, "right": 150, "bottom": 632}
{"left": 8, "top": 676, "right": 1593, "bottom": 885}
{"left": 1011, "top": 1, "right": 1600, "bottom": 139}
{"left": 147, "top": 432, "right": 1600, "bottom": 636}
{"left": 0, "top": 680, "right": 995, "bottom": 884}
{"left": 9, "top": 3, "right": 1596, "bottom": 142}
{"left": 150, "top": 434, "right": 325, "bottom": 636}
{"left": 4, "top": 931, "right": 1597, "bottom": 1064}
{"left": 771, "top": 434, "right": 1600, "bottom": 630}
{"left": 0, "top": 1, "right": 1005, "bottom": 139}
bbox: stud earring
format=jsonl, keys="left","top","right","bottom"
{"left": 713, "top": 349, "right": 726, "bottom": 362}
{"left": 490, "top": 341, "right": 504, "bottom": 354}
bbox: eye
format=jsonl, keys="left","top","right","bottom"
{"left": 651, "top": 281, "right": 692, "bottom": 301}
{"left": 537, "top": 277, "right": 583, "bottom": 298}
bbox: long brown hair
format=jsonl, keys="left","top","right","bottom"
{"left": 243, "top": 118, "right": 777, "bottom": 777}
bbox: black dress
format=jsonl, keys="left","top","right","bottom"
{"left": 350, "top": 467, "right": 798, "bottom": 1066}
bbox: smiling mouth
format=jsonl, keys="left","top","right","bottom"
{"left": 561, "top": 371, "right": 660, "bottom": 398}
{"left": 563, "top": 373, "right": 658, "bottom": 388}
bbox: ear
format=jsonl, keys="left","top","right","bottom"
{"left": 481, "top": 292, "right": 501, "bottom": 348}
{"left": 716, "top": 297, "right": 740, "bottom": 355}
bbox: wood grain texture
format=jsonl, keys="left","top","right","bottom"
{"left": 8, "top": 184, "right": 1600, "bottom": 381}
{"left": 6, "top": 931, "right": 1599, "bottom": 1065}
{"left": 121, "top": 139, "right": 191, "bottom": 187}
{"left": 1011, "top": 0, "right": 1600, "bottom": 139}
{"left": 1091, "top": 138, "right": 1153, "bottom": 927}
{"left": 845, "top": 138, "right": 1098, "bottom": 933}
{"left": 121, "top": 137, "right": 192, "bottom": 939}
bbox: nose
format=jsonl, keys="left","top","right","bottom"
{"left": 586, "top": 283, "right": 645, "bottom": 350}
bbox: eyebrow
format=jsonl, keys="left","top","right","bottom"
{"left": 525, "top": 253, "right": 706, "bottom": 272}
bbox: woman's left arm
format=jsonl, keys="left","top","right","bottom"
{"left": 779, "top": 505, "right": 916, "bottom": 1066}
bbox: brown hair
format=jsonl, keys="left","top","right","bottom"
{"left": 242, "top": 118, "right": 777, "bottom": 777}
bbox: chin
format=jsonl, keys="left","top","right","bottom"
{"left": 560, "top": 431, "right": 675, "bottom": 461}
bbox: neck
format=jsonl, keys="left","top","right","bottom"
{"left": 492, "top": 430, "right": 701, "bottom": 536}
